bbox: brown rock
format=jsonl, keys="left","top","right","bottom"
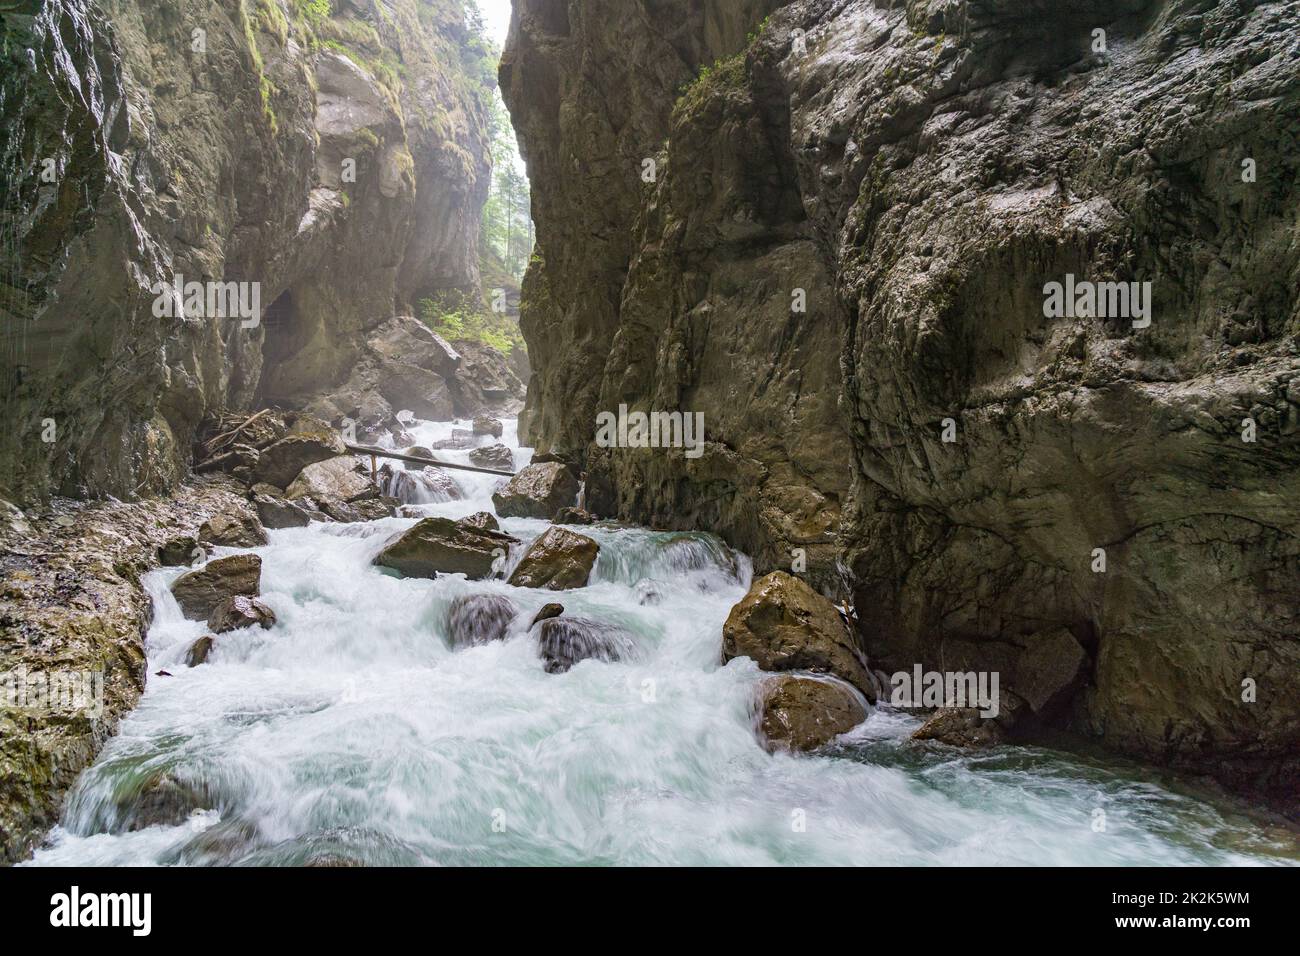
{"left": 198, "top": 509, "right": 268, "bottom": 548}
{"left": 491, "top": 462, "right": 579, "bottom": 519}
{"left": 170, "top": 554, "right": 262, "bottom": 621}
{"left": 528, "top": 602, "right": 564, "bottom": 628}
{"left": 722, "top": 572, "right": 875, "bottom": 701}
{"left": 911, "top": 708, "right": 1008, "bottom": 749}
{"left": 374, "top": 516, "right": 519, "bottom": 579}
{"left": 158, "top": 534, "right": 200, "bottom": 567}
{"left": 473, "top": 416, "right": 504, "bottom": 437}
{"left": 468, "top": 442, "right": 514, "bottom": 470}
{"left": 186, "top": 636, "right": 215, "bottom": 667}
{"left": 208, "top": 595, "right": 276, "bottom": 633}
{"left": 759, "top": 675, "right": 868, "bottom": 752}
{"left": 553, "top": 506, "right": 596, "bottom": 525}
{"left": 459, "top": 511, "right": 499, "bottom": 532}
{"left": 508, "top": 527, "right": 599, "bottom": 590}
{"left": 286, "top": 456, "right": 375, "bottom": 503}
{"left": 253, "top": 429, "right": 346, "bottom": 488}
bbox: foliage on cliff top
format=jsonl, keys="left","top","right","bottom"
{"left": 419, "top": 290, "right": 524, "bottom": 356}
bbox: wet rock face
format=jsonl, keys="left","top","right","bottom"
{"left": 170, "top": 554, "right": 263, "bottom": 621}
{"left": 508, "top": 527, "right": 600, "bottom": 591}
{"left": 0, "top": 0, "right": 490, "bottom": 503}
{"left": 759, "top": 675, "right": 868, "bottom": 752}
{"left": 492, "top": 462, "right": 580, "bottom": 519}
{"left": 0, "top": 481, "right": 259, "bottom": 862}
{"left": 722, "top": 572, "right": 875, "bottom": 702}
{"left": 505, "top": 0, "right": 1300, "bottom": 803}
{"left": 374, "top": 516, "right": 519, "bottom": 580}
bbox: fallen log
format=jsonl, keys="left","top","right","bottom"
{"left": 343, "top": 443, "right": 515, "bottom": 477}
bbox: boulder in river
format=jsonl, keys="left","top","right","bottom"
{"left": 911, "top": 708, "right": 1009, "bottom": 748}
{"left": 553, "top": 506, "right": 596, "bottom": 525}
{"left": 374, "top": 516, "right": 520, "bottom": 579}
{"left": 722, "top": 572, "right": 875, "bottom": 702}
{"left": 492, "top": 462, "right": 580, "bottom": 519}
{"left": 253, "top": 427, "right": 346, "bottom": 488}
{"left": 186, "top": 636, "right": 215, "bottom": 668}
{"left": 458, "top": 511, "right": 499, "bottom": 532}
{"left": 446, "top": 594, "right": 518, "bottom": 648}
{"left": 468, "top": 443, "right": 514, "bottom": 470}
{"left": 473, "top": 416, "right": 504, "bottom": 438}
{"left": 208, "top": 595, "right": 277, "bottom": 633}
{"left": 198, "top": 509, "right": 268, "bottom": 548}
{"left": 117, "top": 770, "right": 216, "bottom": 832}
{"left": 286, "top": 456, "right": 375, "bottom": 503}
{"left": 431, "top": 429, "right": 475, "bottom": 450}
{"left": 403, "top": 446, "right": 436, "bottom": 467}
{"left": 252, "top": 490, "right": 317, "bottom": 529}
{"left": 537, "top": 616, "right": 636, "bottom": 673}
{"left": 170, "top": 554, "right": 262, "bottom": 621}
{"left": 528, "top": 602, "right": 564, "bottom": 628}
{"left": 508, "top": 527, "right": 599, "bottom": 590}
{"left": 758, "top": 675, "right": 869, "bottom": 752}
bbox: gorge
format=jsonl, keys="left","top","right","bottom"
{"left": 1, "top": 0, "right": 1298, "bottom": 867}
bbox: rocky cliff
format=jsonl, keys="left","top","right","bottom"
{"left": 1, "top": 0, "right": 494, "bottom": 503}
{"left": 503, "top": 0, "right": 1300, "bottom": 806}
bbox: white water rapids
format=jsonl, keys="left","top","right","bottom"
{"left": 27, "top": 418, "right": 1299, "bottom": 866}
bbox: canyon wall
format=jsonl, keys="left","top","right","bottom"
{"left": 503, "top": 0, "right": 1300, "bottom": 804}
{"left": 1, "top": 0, "right": 493, "bottom": 503}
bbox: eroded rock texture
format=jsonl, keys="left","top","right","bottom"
{"left": 1, "top": 0, "right": 492, "bottom": 502}
{"left": 503, "top": 0, "right": 1300, "bottom": 805}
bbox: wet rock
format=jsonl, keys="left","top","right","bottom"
{"left": 459, "top": 511, "right": 499, "bottom": 532}
{"left": 528, "top": 602, "right": 564, "bottom": 628}
{"left": 508, "top": 527, "right": 599, "bottom": 590}
{"left": 352, "top": 497, "right": 399, "bottom": 521}
{"left": 431, "top": 429, "right": 476, "bottom": 450}
{"left": 253, "top": 428, "right": 346, "bottom": 489}
{"left": 403, "top": 446, "right": 436, "bottom": 467}
{"left": 446, "top": 594, "right": 518, "bottom": 648}
{"left": 1013, "top": 627, "right": 1088, "bottom": 717}
{"left": 722, "top": 572, "right": 875, "bottom": 702}
{"left": 208, "top": 595, "right": 277, "bottom": 634}
{"left": 492, "top": 461, "right": 580, "bottom": 519}
{"left": 253, "top": 491, "right": 317, "bottom": 530}
{"left": 186, "top": 636, "right": 215, "bottom": 668}
{"left": 170, "top": 555, "right": 262, "bottom": 621}
{"left": 468, "top": 443, "right": 514, "bottom": 470}
{"left": 473, "top": 416, "right": 504, "bottom": 437}
{"left": 380, "top": 464, "right": 460, "bottom": 503}
{"left": 286, "top": 456, "right": 375, "bottom": 503}
{"left": 911, "top": 708, "right": 1009, "bottom": 749}
{"left": 537, "top": 616, "right": 636, "bottom": 673}
{"left": 554, "top": 506, "right": 596, "bottom": 525}
{"left": 198, "top": 509, "right": 268, "bottom": 548}
{"left": 374, "top": 516, "right": 519, "bottom": 579}
{"left": 120, "top": 771, "right": 216, "bottom": 831}
{"left": 158, "top": 534, "right": 200, "bottom": 567}
{"left": 759, "top": 675, "right": 869, "bottom": 752}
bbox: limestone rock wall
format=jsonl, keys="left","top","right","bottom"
{"left": 0, "top": 0, "right": 492, "bottom": 502}
{"left": 503, "top": 0, "right": 1300, "bottom": 805}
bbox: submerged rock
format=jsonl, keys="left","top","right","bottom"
{"left": 118, "top": 771, "right": 216, "bottom": 831}
{"left": 722, "top": 572, "right": 875, "bottom": 702}
{"left": 459, "top": 511, "right": 499, "bottom": 532}
{"left": 759, "top": 675, "right": 868, "bottom": 752}
{"left": 374, "top": 516, "right": 519, "bottom": 579}
{"left": 468, "top": 443, "right": 514, "bottom": 470}
{"left": 208, "top": 595, "right": 277, "bottom": 634}
{"left": 633, "top": 579, "right": 664, "bottom": 606}
{"left": 537, "top": 616, "right": 636, "bottom": 673}
{"left": 446, "top": 594, "right": 518, "bottom": 648}
{"left": 492, "top": 462, "right": 579, "bottom": 519}
{"left": 508, "top": 527, "right": 599, "bottom": 590}
{"left": 170, "top": 555, "right": 262, "bottom": 621}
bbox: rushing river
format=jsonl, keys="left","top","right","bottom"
{"left": 26, "top": 419, "right": 1299, "bottom": 866}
